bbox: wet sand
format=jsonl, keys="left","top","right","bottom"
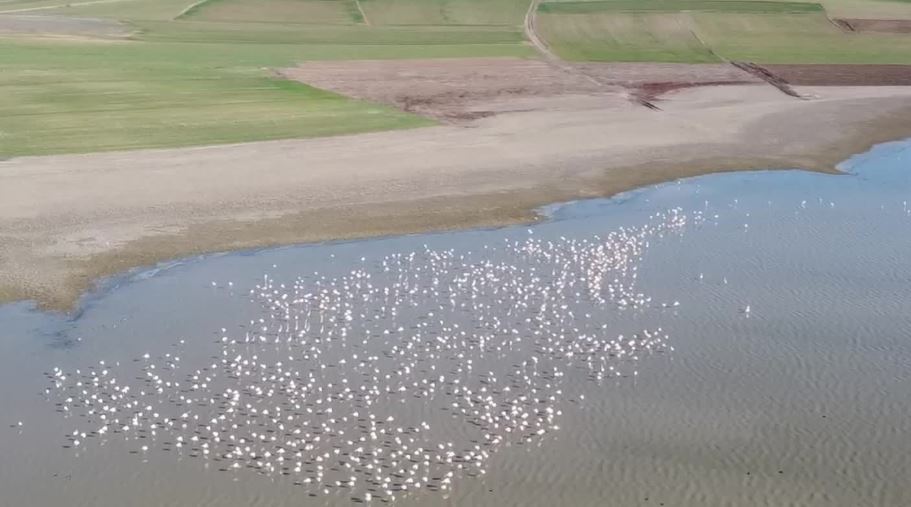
{"left": 3, "top": 84, "right": 911, "bottom": 311}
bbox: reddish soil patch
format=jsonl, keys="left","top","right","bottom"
{"left": 732, "top": 61, "right": 802, "bottom": 98}
{"left": 581, "top": 62, "right": 761, "bottom": 108}
{"left": 761, "top": 64, "right": 911, "bottom": 86}
{"left": 632, "top": 80, "right": 754, "bottom": 103}
{"left": 280, "top": 58, "right": 608, "bottom": 121}
{"left": 282, "top": 59, "right": 762, "bottom": 119}
{"left": 835, "top": 19, "right": 911, "bottom": 33}
{"left": 577, "top": 62, "right": 760, "bottom": 88}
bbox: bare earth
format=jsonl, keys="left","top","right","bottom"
{"left": 281, "top": 59, "right": 760, "bottom": 120}
{"left": 3, "top": 62, "right": 911, "bottom": 310}
{"left": 762, "top": 64, "right": 911, "bottom": 86}
{"left": 835, "top": 18, "right": 911, "bottom": 33}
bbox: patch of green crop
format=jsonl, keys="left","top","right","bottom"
{"left": 0, "top": 40, "right": 437, "bottom": 157}
{"left": 539, "top": 0, "right": 823, "bottom": 14}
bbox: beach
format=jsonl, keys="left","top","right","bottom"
{"left": 3, "top": 83, "right": 911, "bottom": 310}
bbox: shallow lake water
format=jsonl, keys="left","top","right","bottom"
{"left": 2, "top": 140, "right": 911, "bottom": 507}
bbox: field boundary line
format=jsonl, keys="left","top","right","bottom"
{"left": 827, "top": 16, "right": 854, "bottom": 32}
{"left": 524, "top": 0, "right": 660, "bottom": 109}
{"left": 174, "top": 0, "right": 215, "bottom": 20}
{"left": 678, "top": 15, "right": 800, "bottom": 100}
{"left": 678, "top": 14, "right": 724, "bottom": 62}
{"left": 0, "top": 0, "right": 128, "bottom": 14}
{"left": 524, "top": 0, "right": 559, "bottom": 61}
{"left": 731, "top": 61, "right": 803, "bottom": 98}
{"left": 352, "top": 0, "right": 370, "bottom": 25}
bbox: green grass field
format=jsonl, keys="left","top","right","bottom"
{"left": 695, "top": 12, "right": 911, "bottom": 63}
{"left": 0, "top": 0, "right": 534, "bottom": 157}
{"left": 131, "top": 20, "right": 526, "bottom": 45}
{"left": 1, "top": 0, "right": 910, "bottom": 157}
{"left": 179, "top": 0, "right": 364, "bottom": 24}
{"left": 359, "top": 0, "right": 530, "bottom": 26}
{"left": 0, "top": 40, "right": 437, "bottom": 157}
{"left": 537, "top": 12, "right": 719, "bottom": 62}
{"left": 537, "top": 0, "right": 911, "bottom": 63}
{"left": 0, "top": 0, "right": 194, "bottom": 19}
{"left": 821, "top": 0, "right": 911, "bottom": 19}
{"left": 537, "top": 0, "right": 911, "bottom": 19}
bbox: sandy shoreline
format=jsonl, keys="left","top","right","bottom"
{"left": 3, "top": 83, "right": 911, "bottom": 311}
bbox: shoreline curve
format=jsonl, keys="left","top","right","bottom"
{"left": 2, "top": 84, "right": 911, "bottom": 312}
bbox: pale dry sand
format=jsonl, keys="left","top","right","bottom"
{"left": 3, "top": 84, "right": 911, "bottom": 310}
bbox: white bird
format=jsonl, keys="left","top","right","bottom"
{"left": 41, "top": 209, "right": 693, "bottom": 501}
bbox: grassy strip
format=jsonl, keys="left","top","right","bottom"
{"left": 0, "top": 39, "right": 441, "bottom": 157}
{"left": 536, "top": 11, "right": 722, "bottom": 63}
{"left": 695, "top": 12, "right": 911, "bottom": 63}
{"left": 359, "top": 0, "right": 530, "bottom": 26}
{"left": 131, "top": 20, "right": 528, "bottom": 45}
{"left": 349, "top": 0, "right": 366, "bottom": 24}
{"left": 539, "top": 0, "right": 824, "bottom": 14}
{"left": 0, "top": 0, "right": 538, "bottom": 157}
{"left": 538, "top": 5, "right": 911, "bottom": 64}
{"left": 177, "top": 0, "right": 360, "bottom": 24}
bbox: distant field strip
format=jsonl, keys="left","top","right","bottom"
{"left": 0, "top": 0, "right": 129, "bottom": 14}
{"left": 537, "top": 0, "right": 911, "bottom": 64}
{"left": 536, "top": 12, "right": 721, "bottom": 62}
{"left": 538, "top": 0, "right": 824, "bottom": 13}
{"left": 5, "top": 0, "right": 207, "bottom": 21}
{"left": 179, "top": 0, "right": 363, "bottom": 24}
{"left": 694, "top": 12, "right": 911, "bottom": 63}
{"left": 132, "top": 20, "right": 528, "bottom": 46}
{"left": 0, "top": 13, "right": 129, "bottom": 36}
{"left": 358, "top": 0, "right": 530, "bottom": 26}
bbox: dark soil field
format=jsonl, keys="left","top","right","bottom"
{"left": 577, "top": 62, "right": 759, "bottom": 87}
{"left": 632, "top": 80, "right": 754, "bottom": 103}
{"left": 761, "top": 64, "right": 911, "bottom": 86}
{"left": 579, "top": 62, "right": 761, "bottom": 105}
{"left": 835, "top": 19, "right": 911, "bottom": 34}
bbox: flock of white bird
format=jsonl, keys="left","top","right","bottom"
{"left": 44, "top": 208, "right": 694, "bottom": 503}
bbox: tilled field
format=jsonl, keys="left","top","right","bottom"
{"left": 281, "top": 58, "right": 609, "bottom": 121}
{"left": 835, "top": 19, "right": 911, "bottom": 34}
{"left": 761, "top": 64, "right": 911, "bottom": 86}
{"left": 282, "top": 58, "right": 761, "bottom": 120}
{"left": 578, "top": 62, "right": 761, "bottom": 103}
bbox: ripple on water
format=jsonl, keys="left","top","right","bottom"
{"left": 2, "top": 140, "right": 911, "bottom": 506}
